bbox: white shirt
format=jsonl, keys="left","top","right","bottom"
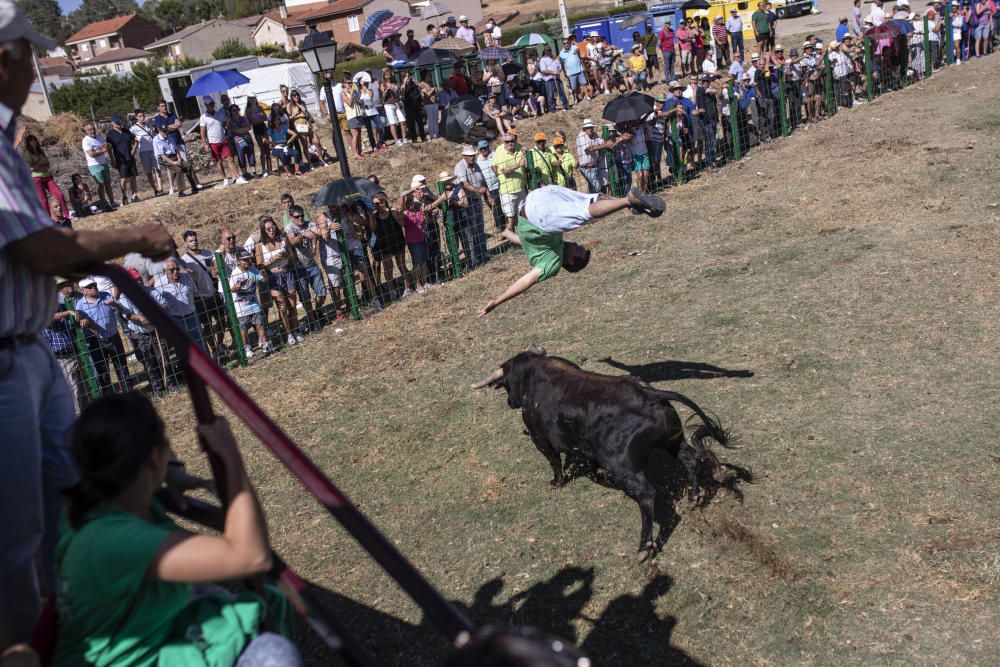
{"left": 726, "top": 17, "right": 743, "bottom": 33}
{"left": 927, "top": 18, "right": 940, "bottom": 41}
{"left": 539, "top": 56, "right": 560, "bottom": 81}
{"left": 456, "top": 26, "right": 476, "bottom": 45}
{"left": 130, "top": 123, "right": 156, "bottom": 153}
{"left": 702, "top": 58, "right": 717, "bottom": 74}
{"left": 180, "top": 249, "right": 217, "bottom": 298}
{"left": 869, "top": 5, "right": 886, "bottom": 25}
{"left": 82, "top": 134, "right": 108, "bottom": 166}
{"left": 330, "top": 82, "right": 346, "bottom": 113}
{"left": 200, "top": 112, "right": 225, "bottom": 144}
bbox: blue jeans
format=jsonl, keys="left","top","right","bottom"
{"left": 453, "top": 198, "right": 489, "bottom": 268}
{"left": 176, "top": 311, "right": 206, "bottom": 349}
{"left": 662, "top": 50, "right": 675, "bottom": 78}
{"left": 730, "top": 33, "right": 744, "bottom": 60}
{"left": 702, "top": 121, "right": 718, "bottom": 166}
{"left": 0, "top": 339, "right": 77, "bottom": 642}
{"left": 236, "top": 632, "right": 302, "bottom": 667}
{"left": 648, "top": 138, "right": 664, "bottom": 176}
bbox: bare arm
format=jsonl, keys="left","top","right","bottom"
{"left": 150, "top": 418, "right": 271, "bottom": 583}
{"left": 478, "top": 267, "right": 542, "bottom": 317}
{"left": 8, "top": 223, "right": 174, "bottom": 276}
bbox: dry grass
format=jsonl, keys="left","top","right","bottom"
{"left": 115, "top": 57, "right": 1000, "bottom": 666}
{"left": 25, "top": 113, "right": 85, "bottom": 157}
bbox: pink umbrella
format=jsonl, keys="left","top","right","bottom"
{"left": 375, "top": 15, "right": 411, "bottom": 40}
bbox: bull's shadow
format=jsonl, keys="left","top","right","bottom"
{"left": 299, "top": 567, "right": 703, "bottom": 666}
{"left": 599, "top": 357, "right": 754, "bottom": 383}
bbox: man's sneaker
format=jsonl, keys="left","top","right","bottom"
{"left": 244, "top": 347, "right": 254, "bottom": 359}
{"left": 261, "top": 171, "right": 270, "bottom": 178}
{"left": 262, "top": 342, "right": 275, "bottom": 355}
{"left": 417, "top": 286, "right": 428, "bottom": 294}
{"left": 219, "top": 179, "right": 230, "bottom": 189}
{"left": 235, "top": 176, "right": 248, "bottom": 185}
{"left": 294, "top": 332, "right": 305, "bottom": 343}
{"left": 401, "top": 287, "right": 412, "bottom": 298}
{"left": 131, "top": 194, "right": 139, "bottom": 203}
{"left": 626, "top": 186, "right": 666, "bottom": 218}
{"left": 287, "top": 334, "right": 297, "bottom": 346}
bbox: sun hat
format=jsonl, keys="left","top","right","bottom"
{"left": 582, "top": 118, "right": 596, "bottom": 128}
{"left": 790, "top": 48, "right": 799, "bottom": 56}
{"left": 775, "top": 44, "right": 784, "bottom": 50}
{"left": 0, "top": 1, "right": 56, "bottom": 49}
{"left": 829, "top": 40, "right": 840, "bottom": 48}
{"left": 534, "top": 132, "right": 546, "bottom": 141}
{"left": 462, "top": 145, "right": 476, "bottom": 156}
{"left": 631, "top": 44, "right": 641, "bottom": 51}
{"left": 410, "top": 174, "right": 427, "bottom": 188}
{"left": 552, "top": 136, "right": 565, "bottom": 146}
{"left": 803, "top": 40, "right": 813, "bottom": 47}
{"left": 438, "top": 170, "right": 455, "bottom": 182}
{"left": 477, "top": 139, "right": 490, "bottom": 149}
{"left": 751, "top": 52, "right": 760, "bottom": 59}
{"left": 668, "top": 79, "right": 682, "bottom": 89}
{"left": 54, "top": 276, "right": 71, "bottom": 285}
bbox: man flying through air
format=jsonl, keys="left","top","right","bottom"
{"left": 478, "top": 184, "right": 665, "bottom": 317}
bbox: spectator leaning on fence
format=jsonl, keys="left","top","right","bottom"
{"left": 285, "top": 204, "right": 328, "bottom": 330}
{"left": 75, "top": 276, "right": 133, "bottom": 395}
{"left": 228, "top": 248, "right": 271, "bottom": 356}
{"left": 118, "top": 267, "right": 172, "bottom": 397}
{"left": 158, "top": 258, "right": 205, "bottom": 350}
{"left": 255, "top": 215, "right": 302, "bottom": 346}
{"left": 42, "top": 278, "right": 87, "bottom": 413}
{"left": 576, "top": 119, "right": 611, "bottom": 195}
{"left": 454, "top": 145, "right": 491, "bottom": 268}
{"left": 180, "top": 230, "right": 227, "bottom": 358}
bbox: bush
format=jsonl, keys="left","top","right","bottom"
{"left": 49, "top": 63, "right": 163, "bottom": 118}
{"left": 212, "top": 38, "right": 254, "bottom": 61}
{"left": 255, "top": 42, "right": 289, "bottom": 58}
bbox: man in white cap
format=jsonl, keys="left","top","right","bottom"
{"left": 456, "top": 15, "right": 476, "bottom": 46}
{"left": 478, "top": 184, "right": 665, "bottom": 316}
{"left": 0, "top": 1, "right": 176, "bottom": 649}
{"left": 454, "top": 145, "right": 491, "bottom": 267}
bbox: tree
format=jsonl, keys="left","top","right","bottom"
{"left": 16, "top": 0, "right": 71, "bottom": 44}
{"left": 212, "top": 38, "right": 253, "bottom": 61}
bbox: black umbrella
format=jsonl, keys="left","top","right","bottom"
{"left": 680, "top": 0, "right": 711, "bottom": 9}
{"left": 439, "top": 95, "right": 484, "bottom": 143}
{"left": 408, "top": 48, "right": 458, "bottom": 67}
{"left": 312, "top": 177, "right": 384, "bottom": 207}
{"left": 501, "top": 61, "right": 523, "bottom": 76}
{"left": 602, "top": 92, "right": 656, "bottom": 124}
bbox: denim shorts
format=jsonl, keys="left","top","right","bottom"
{"left": 266, "top": 269, "right": 296, "bottom": 294}
{"left": 293, "top": 264, "right": 328, "bottom": 301}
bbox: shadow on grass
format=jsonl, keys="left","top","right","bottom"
{"left": 599, "top": 357, "right": 754, "bottom": 383}
{"left": 300, "top": 567, "right": 703, "bottom": 666}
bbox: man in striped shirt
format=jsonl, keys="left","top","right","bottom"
{"left": 712, "top": 16, "right": 731, "bottom": 66}
{"left": 0, "top": 1, "right": 174, "bottom": 648}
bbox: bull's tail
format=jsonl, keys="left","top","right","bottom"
{"left": 649, "top": 389, "right": 737, "bottom": 452}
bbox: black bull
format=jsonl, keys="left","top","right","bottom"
{"left": 472, "top": 351, "right": 741, "bottom": 559}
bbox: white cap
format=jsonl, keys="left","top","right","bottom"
{"left": 459, "top": 14, "right": 468, "bottom": 21}
{"left": 411, "top": 174, "right": 426, "bottom": 188}
{"left": 582, "top": 118, "right": 596, "bottom": 128}
{"left": 80, "top": 276, "right": 99, "bottom": 287}
{"left": 462, "top": 145, "right": 476, "bottom": 156}
{"left": 589, "top": 31, "right": 599, "bottom": 37}
{"left": 202, "top": 95, "right": 215, "bottom": 104}
{"left": 0, "top": 0, "right": 56, "bottom": 50}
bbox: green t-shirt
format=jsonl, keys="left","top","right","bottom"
{"left": 518, "top": 216, "right": 563, "bottom": 282}
{"left": 53, "top": 501, "right": 282, "bottom": 667}
{"left": 752, "top": 11, "right": 770, "bottom": 36}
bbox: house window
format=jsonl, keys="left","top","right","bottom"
{"left": 98, "top": 38, "right": 107, "bottom": 48}
{"left": 80, "top": 43, "right": 89, "bottom": 52}
{"left": 114, "top": 63, "right": 125, "bottom": 72}
{"left": 347, "top": 15, "right": 360, "bottom": 32}
{"left": 172, "top": 44, "right": 182, "bottom": 57}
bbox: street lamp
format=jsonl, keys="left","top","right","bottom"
{"left": 299, "top": 25, "right": 350, "bottom": 178}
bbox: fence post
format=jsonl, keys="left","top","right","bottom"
{"left": 214, "top": 252, "right": 247, "bottom": 367}
{"left": 944, "top": 3, "right": 954, "bottom": 64}
{"left": 524, "top": 148, "right": 538, "bottom": 191}
{"left": 65, "top": 302, "right": 101, "bottom": 401}
{"left": 777, "top": 69, "right": 789, "bottom": 137}
{"left": 863, "top": 37, "right": 874, "bottom": 102}
{"left": 436, "top": 180, "right": 464, "bottom": 280}
{"left": 335, "top": 211, "right": 362, "bottom": 320}
{"left": 822, "top": 52, "right": 836, "bottom": 117}
{"left": 728, "top": 83, "right": 741, "bottom": 161}
{"left": 600, "top": 125, "right": 619, "bottom": 194}
{"left": 923, "top": 17, "right": 932, "bottom": 77}
{"left": 670, "top": 117, "right": 685, "bottom": 185}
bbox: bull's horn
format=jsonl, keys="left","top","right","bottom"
{"left": 470, "top": 368, "right": 504, "bottom": 389}
{"left": 526, "top": 345, "right": 546, "bottom": 356}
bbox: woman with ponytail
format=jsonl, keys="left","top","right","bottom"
{"left": 53, "top": 392, "right": 301, "bottom": 667}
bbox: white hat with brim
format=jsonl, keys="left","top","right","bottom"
{"left": 462, "top": 145, "right": 476, "bottom": 156}
{"left": 582, "top": 118, "right": 596, "bottom": 128}
{"left": 438, "top": 170, "right": 455, "bottom": 182}
{"left": 80, "top": 276, "right": 98, "bottom": 287}
{"left": 411, "top": 174, "right": 427, "bottom": 188}
{"left": 0, "top": 1, "right": 56, "bottom": 50}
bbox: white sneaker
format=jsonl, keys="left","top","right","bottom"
{"left": 261, "top": 171, "right": 269, "bottom": 178}
{"left": 294, "top": 332, "right": 305, "bottom": 343}
{"left": 287, "top": 334, "right": 298, "bottom": 346}
{"left": 401, "top": 288, "right": 412, "bottom": 298}
{"left": 262, "top": 342, "right": 275, "bottom": 355}
{"left": 244, "top": 347, "right": 254, "bottom": 359}
{"left": 235, "top": 176, "right": 248, "bottom": 185}
{"left": 219, "top": 179, "right": 230, "bottom": 189}
{"left": 417, "top": 286, "right": 428, "bottom": 294}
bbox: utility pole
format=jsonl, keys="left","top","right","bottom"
{"left": 31, "top": 50, "right": 53, "bottom": 117}
{"left": 558, "top": 0, "right": 570, "bottom": 38}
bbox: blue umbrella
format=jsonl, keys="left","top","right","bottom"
{"left": 186, "top": 69, "right": 251, "bottom": 97}
{"left": 889, "top": 18, "right": 915, "bottom": 36}
{"left": 361, "top": 9, "right": 393, "bottom": 46}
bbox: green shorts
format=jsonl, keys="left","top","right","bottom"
{"left": 630, "top": 153, "right": 650, "bottom": 172}
{"left": 88, "top": 163, "right": 111, "bottom": 184}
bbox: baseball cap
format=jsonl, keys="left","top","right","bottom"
{"left": 534, "top": 132, "right": 546, "bottom": 141}
{"left": 0, "top": 1, "right": 56, "bottom": 50}
{"left": 410, "top": 174, "right": 427, "bottom": 188}
{"left": 552, "top": 136, "right": 565, "bottom": 146}
{"left": 80, "top": 276, "right": 98, "bottom": 287}
{"left": 236, "top": 248, "right": 252, "bottom": 261}
{"left": 775, "top": 44, "right": 783, "bottom": 51}
{"left": 476, "top": 139, "right": 490, "bottom": 149}
{"left": 589, "top": 31, "right": 599, "bottom": 37}
{"left": 202, "top": 95, "right": 215, "bottom": 104}
{"left": 54, "top": 276, "right": 71, "bottom": 285}
{"left": 582, "top": 118, "right": 596, "bottom": 128}
{"left": 127, "top": 268, "right": 142, "bottom": 279}
{"left": 110, "top": 114, "right": 123, "bottom": 123}
{"left": 459, "top": 14, "right": 468, "bottom": 21}
{"left": 462, "top": 145, "right": 476, "bottom": 156}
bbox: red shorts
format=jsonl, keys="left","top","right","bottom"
{"left": 209, "top": 142, "right": 232, "bottom": 161}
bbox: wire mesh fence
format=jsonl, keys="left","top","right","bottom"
{"left": 43, "top": 26, "right": 995, "bottom": 405}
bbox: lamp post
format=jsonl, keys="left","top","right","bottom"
{"left": 299, "top": 26, "right": 351, "bottom": 178}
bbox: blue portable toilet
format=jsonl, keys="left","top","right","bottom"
{"left": 609, "top": 12, "right": 653, "bottom": 53}
{"left": 573, "top": 16, "right": 610, "bottom": 44}
{"left": 647, "top": 1, "right": 685, "bottom": 32}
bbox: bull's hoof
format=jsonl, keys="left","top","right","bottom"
{"left": 637, "top": 541, "right": 657, "bottom": 563}
{"left": 549, "top": 479, "right": 566, "bottom": 489}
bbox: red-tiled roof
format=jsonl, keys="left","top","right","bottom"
{"left": 262, "top": 2, "right": 333, "bottom": 29}
{"left": 296, "top": 0, "right": 368, "bottom": 23}
{"left": 39, "top": 56, "right": 75, "bottom": 77}
{"left": 79, "top": 47, "right": 151, "bottom": 67}
{"left": 65, "top": 14, "right": 138, "bottom": 44}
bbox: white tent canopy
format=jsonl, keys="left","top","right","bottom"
{"left": 225, "top": 63, "right": 322, "bottom": 116}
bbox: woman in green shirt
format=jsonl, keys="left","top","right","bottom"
{"left": 53, "top": 393, "right": 299, "bottom": 667}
